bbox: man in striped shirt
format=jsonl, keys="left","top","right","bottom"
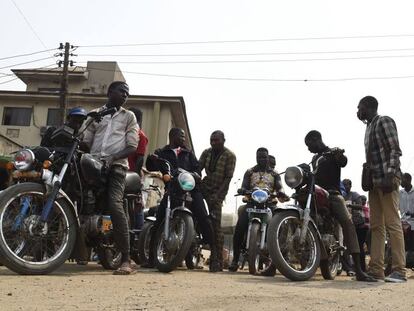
{"left": 357, "top": 95, "right": 406, "bottom": 282}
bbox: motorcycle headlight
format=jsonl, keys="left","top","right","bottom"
{"left": 251, "top": 189, "right": 269, "bottom": 204}
{"left": 178, "top": 172, "right": 195, "bottom": 191}
{"left": 284, "top": 166, "right": 304, "bottom": 189}
{"left": 13, "top": 149, "right": 35, "bottom": 171}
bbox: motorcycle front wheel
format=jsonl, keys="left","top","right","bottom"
{"left": 248, "top": 222, "right": 269, "bottom": 275}
{"left": 154, "top": 212, "right": 194, "bottom": 273}
{"left": 268, "top": 211, "right": 321, "bottom": 281}
{"left": 0, "top": 183, "right": 77, "bottom": 275}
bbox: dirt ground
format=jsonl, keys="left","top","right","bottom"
{"left": 0, "top": 263, "right": 413, "bottom": 311}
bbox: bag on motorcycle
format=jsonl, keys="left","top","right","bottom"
{"left": 361, "top": 163, "right": 373, "bottom": 192}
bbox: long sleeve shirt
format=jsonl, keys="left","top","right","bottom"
{"left": 364, "top": 115, "right": 402, "bottom": 186}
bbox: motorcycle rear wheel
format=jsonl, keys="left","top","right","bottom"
{"left": 320, "top": 254, "right": 340, "bottom": 280}
{"left": 137, "top": 221, "right": 154, "bottom": 266}
{"left": 268, "top": 210, "right": 321, "bottom": 281}
{"left": 154, "top": 212, "right": 194, "bottom": 273}
{"left": 0, "top": 183, "right": 77, "bottom": 275}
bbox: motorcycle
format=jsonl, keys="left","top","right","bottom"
{"left": 0, "top": 107, "right": 142, "bottom": 274}
{"left": 267, "top": 152, "right": 343, "bottom": 281}
{"left": 149, "top": 156, "right": 196, "bottom": 273}
{"left": 235, "top": 188, "right": 275, "bottom": 275}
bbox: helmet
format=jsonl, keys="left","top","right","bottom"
{"left": 67, "top": 107, "right": 88, "bottom": 118}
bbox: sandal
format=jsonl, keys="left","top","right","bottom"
{"left": 113, "top": 262, "right": 138, "bottom": 275}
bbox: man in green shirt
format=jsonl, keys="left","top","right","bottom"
{"left": 199, "top": 130, "right": 236, "bottom": 271}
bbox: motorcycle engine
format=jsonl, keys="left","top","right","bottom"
{"left": 80, "top": 215, "right": 103, "bottom": 237}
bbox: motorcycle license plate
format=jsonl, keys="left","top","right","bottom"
{"left": 246, "top": 208, "right": 268, "bottom": 214}
{"left": 102, "top": 216, "right": 112, "bottom": 232}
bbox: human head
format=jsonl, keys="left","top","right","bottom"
{"left": 401, "top": 173, "right": 412, "bottom": 189}
{"left": 210, "top": 130, "right": 225, "bottom": 152}
{"left": 256, "top": 147, "right": 269, "bottom": 169}
{"left": 360, "top": 195, "right": 367, "bottom": 206}
{"left": 342, "top": 178, "right": 352, "bottom": 194}
{"left": 107, "top": 81, "right": 129, "bottom": 108}
{"left": 304, "top": 130, "right": 324, "bottom": 154}
{"left": 66, "top": 107, "right": 87, "bottom": 132}
{"left": 357, "top": 96, "right": 378, "bottom": 123}
{"left": 169, "top": 127, "right": 186, "bottom": 148}
{"left": 269, "top": 155, "right": 276, "bottom": 170}
{"left": 129, "top": 107, "right": 143, "bottom": 127}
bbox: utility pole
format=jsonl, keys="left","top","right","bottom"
{"left": 58, "top": 42, "right": 70, "bottom": 125}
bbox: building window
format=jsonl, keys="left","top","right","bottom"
{"left": 2, "top": 107, "right": 32, "bottom": 126}
{"left": 47, "top": 108, "right": 61, "bottom": 126}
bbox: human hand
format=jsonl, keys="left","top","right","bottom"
{"left": 100, "top": 155, "right": 115, "bottom": 167}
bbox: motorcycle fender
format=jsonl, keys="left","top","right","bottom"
{"left": 250, "top": 218, "right": 262, "bottom": 225}
{"left": 171, "top": 206, "right": 193, "bottom": 217}
{"left": 274, "top": 205, "right": 328, "bottom": 260}
{"left": 56, "top": 190, "right": 80, "bottom": 227}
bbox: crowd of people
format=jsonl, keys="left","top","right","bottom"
{"left": 5, "top": 80, "right": 410, "bottom": 282}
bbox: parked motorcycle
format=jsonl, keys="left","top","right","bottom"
{"left": 235, "top": 188, "right": 275, "bottom": 275}
{"left": 267, "top": 153, "right": 343, "bottom": 281}
{"left": 149, "top": 156, "right": 196, "bottom": 273}
{"left": 0, "top": 107, "right": 142, "bottom": 274}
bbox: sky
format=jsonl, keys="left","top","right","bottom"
{"left": 1, "top": 1, "right": 414, "bottom": 212}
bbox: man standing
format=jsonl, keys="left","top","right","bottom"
{"left": 357, "top": 95, "right": 406, "bottom": 282}
{"left": 343, "top": 178, "right": 368, "bottom": 272}
{"left": 128, "top": 107, "right": 149, "bottom": 176}
{"left": 305, "top": 130, "right": 375, "bottom": 282}
{"left": 400, "top": 173, "right": 414, "bottom": 217}
{"left": 83, "top": 81, "right": 139, "bottom": 275}
{"left": 199, "top": 130, "right": 236, "bottom": 271}
{"left": 400, "top": 173, "right": 414, "bottom": 254}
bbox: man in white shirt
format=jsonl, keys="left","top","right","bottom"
{"left": 400, "top": 173, "right": 414, "bottom": 217}
{"left": 83, "top": 81, "right": 139, "bottom": 275}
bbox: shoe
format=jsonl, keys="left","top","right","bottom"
{"left": 209, "top": 260, "right": 221, "bottom": 272}
{"left": 346, "top": 270, "right": 356, "bottom": 276}
{"left": 384, "top": 272, "right": 407, "bottom": 283}
{"left": 355, "top": 272, "right": 378, "bottom": 282}
{"left": 366, "top": 271, "right": 385, "bottom": 281}
{"left": 228, "top": 261, "right": 239, "bottom": 272}
{"left": 260, "top": 264, "right": 276, "bottom": 277}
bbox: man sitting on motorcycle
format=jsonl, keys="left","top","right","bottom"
{"left": 228, "top": 147, "right": 288, "bottom": 274}
{"left": 146, "top": 127, "right": 220, "bottom": 272}
{"left": 304, "top": 130, "right": 376, "bottom": 282}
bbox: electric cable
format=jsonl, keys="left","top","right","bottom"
{"left": 0, "top": 48, "right": 58, "bottom": 61}
{"left": 0, "top": 56, "right": 56, "bottom": 70}
{"left": 78, "top": 33, "right": 414, "bottom": 48}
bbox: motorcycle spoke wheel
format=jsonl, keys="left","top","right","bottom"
{"left": 157, "top": 217, "right": 186, "bottom": 265}
{"left": 274, "top": 215, "right": 319, "bottom": 275}
{"left": 0, "top": 191, "right": 71, "bottom": 266}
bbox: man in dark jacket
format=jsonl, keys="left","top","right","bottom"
{"left": 146, "top": 127, "right": 220, "bottom": 272}
{"left": 305, "top": 130, "right": 375, "bottom": 282}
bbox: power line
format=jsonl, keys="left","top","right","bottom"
{"left": 0, "top": 48, "right": 57, "bottom": 61}
{"left": 78, "top": 53, "right": 414, "bottom": 65}
{"left": 80, "top": 65, "right": 414, "bottom": 82}
{"left": 0, "top": 56, "right": 55, "bottom": 70}
{"left": 79, "top": 47, "right": 414, "bottom": 58}
{"left": 11, "top": 0, "right": 47, "bottom": 49}
{"left": 78, "top": 33, "right": 414, "bottom": 48}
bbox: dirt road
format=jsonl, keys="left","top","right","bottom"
{"left": 0, "top": 263, "right": 413, "bottom": 311}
